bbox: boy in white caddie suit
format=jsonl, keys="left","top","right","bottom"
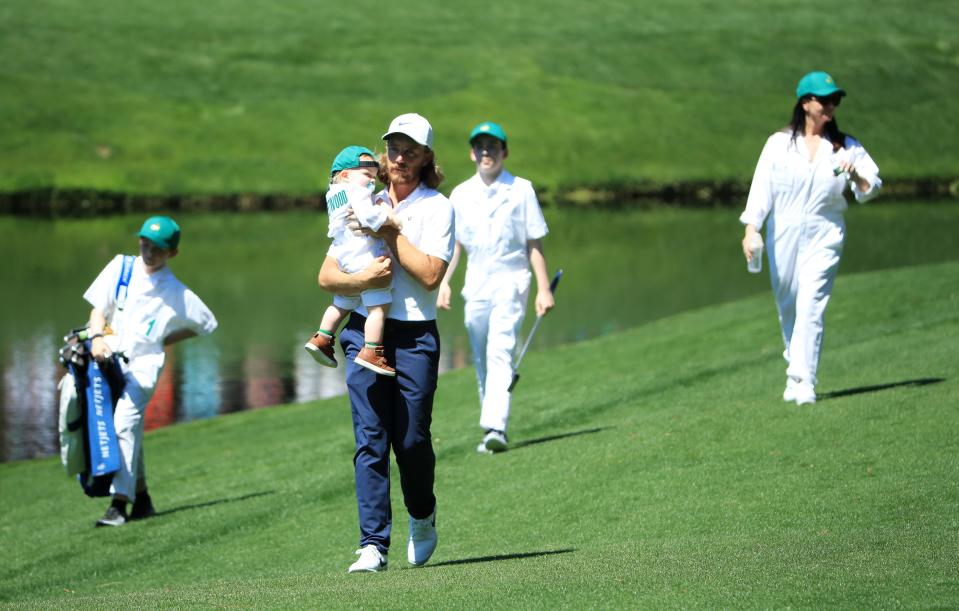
{"left": 438, "top": 121, "right": 555, "bottom": 454}
{"left": 85, "top": 216, "right": 217, "bottom": 527}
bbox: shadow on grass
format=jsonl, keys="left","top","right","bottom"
{"left": 818, "top": 377, "right": 945, "bottom": 400}
{"left": 426, "top": 548, "right": 575, "bottom": 568}
{"left": 511, "top": 427, "right": 606, "bottom": 451}
{"left": 154, "top": 490, "right": 276, "bottom": 517}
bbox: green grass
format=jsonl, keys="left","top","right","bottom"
{"left": 1, "top": 0, "right": 958, "bottom": 194}
{"left": 1, "top": 261, "right": 957, "bottom": 607}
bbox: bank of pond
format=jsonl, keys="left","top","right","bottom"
{"left": 1, "top": 178, "right": 957, "bottom": 217}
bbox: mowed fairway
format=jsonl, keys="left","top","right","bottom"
{"left": 1, "top": 0, "right": 958, "bottom": 194}
{"left": 1, "top": 261, "right": 956, "bottom": 607}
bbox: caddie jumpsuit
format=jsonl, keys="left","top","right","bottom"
{"left": 449, "top": 169, "right": 548, "bottom": 433}
{"left": 740, "top": 131, "right": 881, "bottom": 389}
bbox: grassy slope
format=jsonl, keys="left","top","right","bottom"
{"left": 1, "top": 261, "right": 957, "bottom": 607}
{"left": 1, "top": 0, "right": 958, "bottom": 194}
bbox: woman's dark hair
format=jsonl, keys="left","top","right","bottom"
{"left": 788, "top": 98, "right": 848, "bottom": 151}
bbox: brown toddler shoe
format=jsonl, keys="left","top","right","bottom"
{"left": 355, "top": 345, "right": 396, "bottom": 377}
{"left": 304, "top": 332, "right": 337, "bottom": 367}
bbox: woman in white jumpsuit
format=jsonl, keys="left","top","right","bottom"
{"left": 740, "top": 71, "right": 881, "bottom": 405}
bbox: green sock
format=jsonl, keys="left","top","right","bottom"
{"left": 318, "top": 329, "right": 334, "bottom": 337}
{"left": 365, "top": 342, "right": 382, "bottom": 348}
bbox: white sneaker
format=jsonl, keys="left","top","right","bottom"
{"left": 783, "top": 377, "right": 800, "bottom": 402}
{"left": 407, "top": 510, "right": 438, "bottom": 566}
{"left": 794, "top": 383, "right": 816, "bottom": 406}
{"left": 477, "top": 429, "right": 508, "bottom": 453}
{"left": 348, "top": 545, "right": 387, "bottom": 573}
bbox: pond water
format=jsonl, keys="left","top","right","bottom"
{"left": 2, "top": 201, "right": 957, "bottom": 462}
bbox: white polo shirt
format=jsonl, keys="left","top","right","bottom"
{"left": 84, "top": 255, "right": 218, "bottom": 390}
{"left": 449, "top": 169, "right": 548, "bottom": 302}
{"left": 355, "top": 183, "right": 453, "bottom": 322}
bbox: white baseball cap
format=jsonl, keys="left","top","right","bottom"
{"left": 382, "top": 113, "right": 434, "bottom": 149}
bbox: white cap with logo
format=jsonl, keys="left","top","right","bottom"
{"left": 382, "top": 113, "right": 434, "bottom": 149}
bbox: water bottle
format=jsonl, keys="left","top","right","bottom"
{"left": 832, "top": 147, "right": 850, "bottom": 178}
{"left": 747, "top": 234, "right": 764, "bottom": 274}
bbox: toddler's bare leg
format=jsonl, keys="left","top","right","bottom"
{"left": 363, "top": 304, "right": 388, "bottom": 345}
{"left": 319, "top": 304, "right": 350, "bottom": 335}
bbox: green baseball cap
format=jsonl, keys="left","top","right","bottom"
{"left": 469, "top": 121, "right": 508, "bottom": 145}
{"left": 796, "top": 71, "right": 846, "bottom": 99}
{"left": 138, "top": 216, "right": 180, "bottom": 250}
{"left": 330, "top": 145, "right": 379, "bottom": 177}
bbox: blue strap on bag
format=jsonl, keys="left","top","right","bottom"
{"left": 76, "top": 352, "right": 126, "bottom": 496}
{"left": 115, "top": 255, "right": 135, "bottom": 311}
{"left": 83, "top": 358, "right": 122, "bottom": 475}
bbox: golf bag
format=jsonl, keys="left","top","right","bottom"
{"left": 58, "top": 331, "right": 127, "bottom": 497}
{"left": 57, "top": 254, "right": 134, "bottom": 497}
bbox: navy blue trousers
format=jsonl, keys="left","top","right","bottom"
{"left": 341, "top": 313, "right": 439, "bottom": 553}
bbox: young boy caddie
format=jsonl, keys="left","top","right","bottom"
{"left": 437, "top": 121, "right": 555, "bottom": 454}
{"left": 84, "top": 216, "right": 217, "bottom": 526}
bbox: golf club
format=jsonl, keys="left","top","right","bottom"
{"left": 508, "top": 268, "right": 563, "bottom": 392}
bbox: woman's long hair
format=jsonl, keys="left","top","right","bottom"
{"left": 377, "top": 152, "right": 445, "bottom": 190}
{"left": 787, "top": 98, "right": 848, "bottom": 151}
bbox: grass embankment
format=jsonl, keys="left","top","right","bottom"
{"left": 1, "top": 0, "right": 958, "bottom": 195}
{"left": 1, "top": 262, "right": 956, "bottom": 607}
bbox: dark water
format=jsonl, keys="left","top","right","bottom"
{"left": 3, "top": 202, "right": 957, "bottom": 462}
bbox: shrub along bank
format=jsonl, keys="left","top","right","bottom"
{"left": 2, "top": 177, "right": 957, "bottom": 218}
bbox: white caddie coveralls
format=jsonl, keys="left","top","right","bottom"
{"left": 449, "top": 169, "right": 548, "bottom": 433}
{"left": 740, "top": 131, "right": 881, "bottom": 388}
{"left": 326, "top": 182, "right": 392, "bottom": 310}
{"left": 84, "top": 255, "right": 217, "bottom": 500}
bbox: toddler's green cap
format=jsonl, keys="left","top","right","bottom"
{"left": 138, "top": 216, "right": 180, "bottom": 250}
{"left": 796, "top": 71, "right": 846, "bottom": 99}
{"left": 469, "top": 121, "right": 507, "bottom": 144}
{"left": 331, "top": 145, "right": 379, "bottom": 177}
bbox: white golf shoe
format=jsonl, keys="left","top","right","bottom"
{"left": 783, "top": 377, "right": 799, "bottom": 402}
{"left": 476, "top": 429, "right": 508, "bottom": 454}
{"left": 348, "top": 544, "right": 387, "bottom": 573}
{"left": 794, "top": 383, "right": 816, "bottom": 406}
{"left": 407, "top": 510, "right": 438, "bottom": 566}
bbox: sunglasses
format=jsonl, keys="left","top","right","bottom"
{"left": 811, "top": 94, "right": 842, "bottom": 107}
